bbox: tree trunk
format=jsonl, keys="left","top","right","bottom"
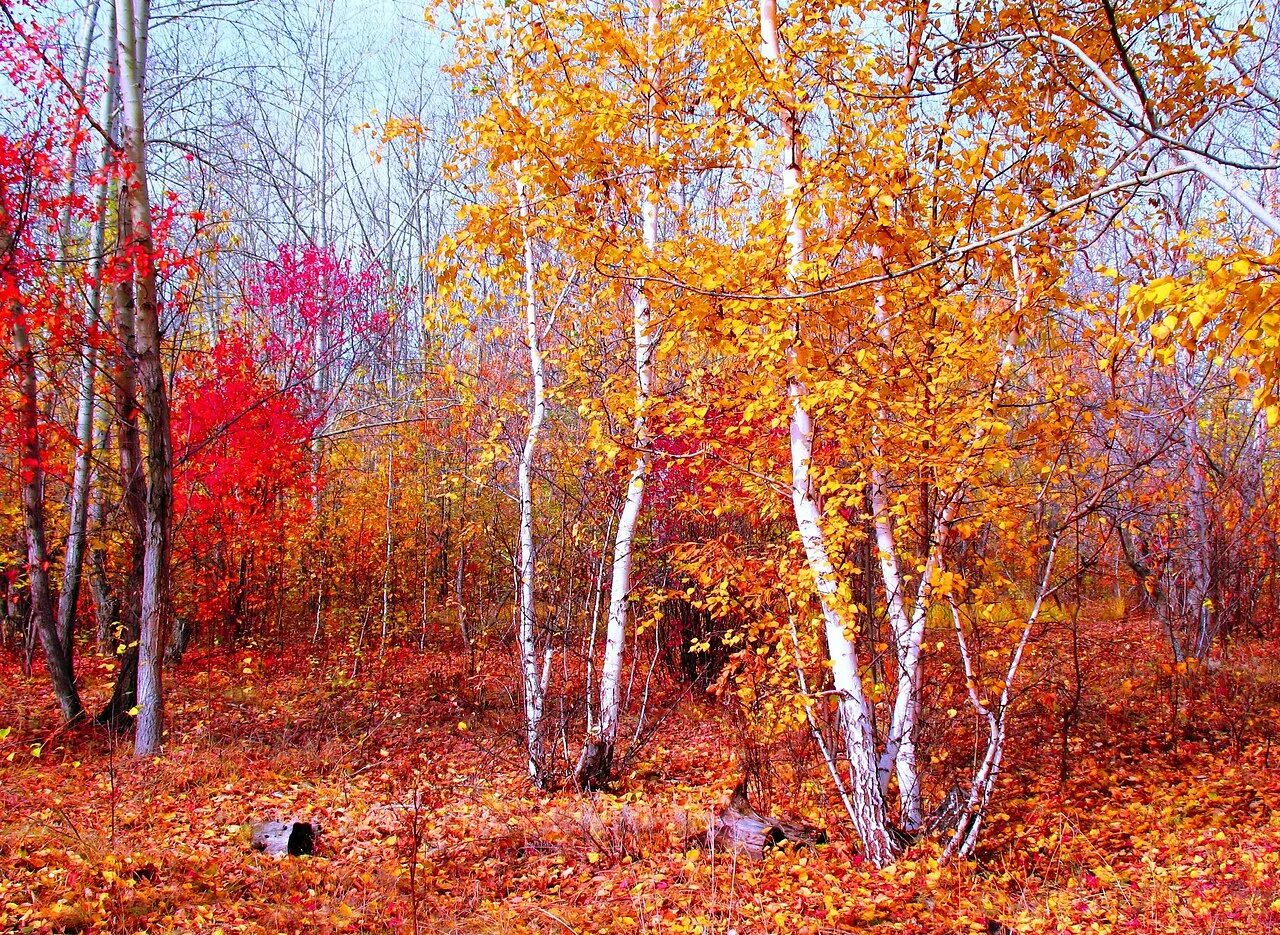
{"left": 515, "top": 183, "right": 549, "bottom": 787}
{"left": 58, "top": 8, "right": 116, "bottom": 666}
{"left": 576, "top": 0, "right": 661, "bottom": 792}
{"left": 117, "top": 0, "right": 172, "bottom": 756}
{"left": 11, "top": 314, "right": 84, "bottom": 723}
{"left": 507, "top": 13, "right": 551, "bottom": 787}
{"left": 90, "top": 398, "right": 120, "bottom": 653}
{"left": 164, "top": 616, "right": 190, "bottom": 667}
{"left": 868, "top": 464, "right": 925, "bottom": 831}
{"left": 98, "top": 195, "right": 146, "bottom": 730}
{"left": 707, "top": 784, "right": 827, "bottom": 859}
{"left": 868, "top": 450, "right": 947, "bottom": 835}
{"left": 759, "top": 0, "right": 898, "bottom": 866}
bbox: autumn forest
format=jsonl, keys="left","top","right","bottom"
{"left": 1, "top": 0, "right": 1279, "bottom": 930}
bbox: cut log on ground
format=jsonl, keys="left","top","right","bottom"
{"left": 250, "top": 820, "right": 321, "bottom": 857}
{"left": 706, "top": 784, "right": 827, "bottom": 859}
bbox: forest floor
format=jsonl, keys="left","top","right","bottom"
{"left": 2, "top": 620, "right": 1279, "bottom": 934}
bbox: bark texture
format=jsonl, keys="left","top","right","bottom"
{"left": 117, "top": 0, "right": 173, "bottom": 756}
{"left": 576, "top": 0, "right": 661, "bottom": 792}
{"left": 11, "top": 315, "right": 84, "bottom": 723}
{"left": 759, "top": 0, "right": 898, "bottom": 865}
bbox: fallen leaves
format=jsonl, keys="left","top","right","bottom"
{"left": 1, "top": 629, "right": 1279, "bottom": 933}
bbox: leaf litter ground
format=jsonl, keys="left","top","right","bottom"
{"left": 1, "top": 628, "right": 1278, "bottom": 933}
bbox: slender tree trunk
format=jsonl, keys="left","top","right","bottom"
{"left": 576, "top": 0, "right": 661, "bottom": 791}
{"left": 758, "top": 0, "right": 897, "bottom": 865}
{"left": 868, "top": 463, "right": 935, "bottom": 832}
{"left": 10, "top": 313, "right": 84, "bottom": 722}
{"left": 164, "top": 616, "right": 190, "bottom": 666}
{"left": 99, "top": 198, "right": 147, "bottom": 728}
{"left": 944, "top": 535, "right": 1058, "bottom": 858}
{"left": 58, "top": 6, "right": 116, "bottom": 665}
{"left": 1179, "top": 380, "right": 1216, "bottom": 659}
{"left": 117, "top": 0, "right": 172, "bottom": 756}
{"left": 506, "top": 14, "right": 551, "bottom": 786}
{"left": 90, "top": 395, "right": 120, "bottom": 652}
{"left": 856, "top": 7, "right": 936, "bottom": 836}
{"left": 515, "top": 178, "right": 548, "bottom": 787}
{"left": 869, "top": 444, "right": 950, "bottom": 832}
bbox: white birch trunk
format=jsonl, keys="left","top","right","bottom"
{"left": 58, "top": 2, "right": 115, "bottom": 662}
{"left": 760, "top": 0, "right": 897, "bottom": 865}
{"left": 870, "top": 239, "right": 1021, "bottom": 832}
{"left": 868, "top": 462, "right": 936, "bottom": 832}
{"left": 791, "top": 397, "right": 897, "bottom": 862}
{"left": 508, "top": 17, "right": 550, "bottom": 787}
{"left": 516, "top": 205, "right": 547, "bottom": 785}
{"left": 578, "top": 0, "right": 661, "bottom": 790}
{"left": 865, "top": 231, "right": 940, "bottom": 829}
{"left": 943, "top": 535, "right": 1058, "bottom": 858}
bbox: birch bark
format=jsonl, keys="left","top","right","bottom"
{"left": 576, "top": 0, "right": 661, "bottom": 791}
{"left": 869, "top": 464, "right": 936, "bottom": 832}
{"left": 515, "top": 203, "right": 548, "bottom": 785}
{"left": 58, "top": 0, "right": 115, "bottom": 663}
{"left": 759, "top": 0, "right": 897, "bottom": 865}
{"left": 508, "top": 16, "right": 551, "bottom": 787}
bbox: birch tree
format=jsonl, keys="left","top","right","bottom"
{"left": 98, "top": 197, "right": 148, "bottom": 728}
{"left": 116, "top": 0, "right": 174, "bottom": 756}
{"left": 503, "top": 12, "right": 553, "bottom": 788}
{"left": 757, "top": 0, "right": 898, "bottom": 864}
{"left": 57, "top": 0, "right": 116, "bottom": 669}
{"left": 575, "top": 0, "right": 662, "bottom": 792}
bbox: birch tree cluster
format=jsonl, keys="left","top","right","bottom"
{"left": 1, "top": 0, "right": 1278, "bottom": 866}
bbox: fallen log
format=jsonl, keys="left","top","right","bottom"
{"left": 706, "top": 784, "right": 827, "bottom": 859}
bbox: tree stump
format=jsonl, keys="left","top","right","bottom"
{"left": 706, "top": 784, "right": 827, "bottom": 859}
{"left": 250, "top": 820, "right": 321, "bottom": 857}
